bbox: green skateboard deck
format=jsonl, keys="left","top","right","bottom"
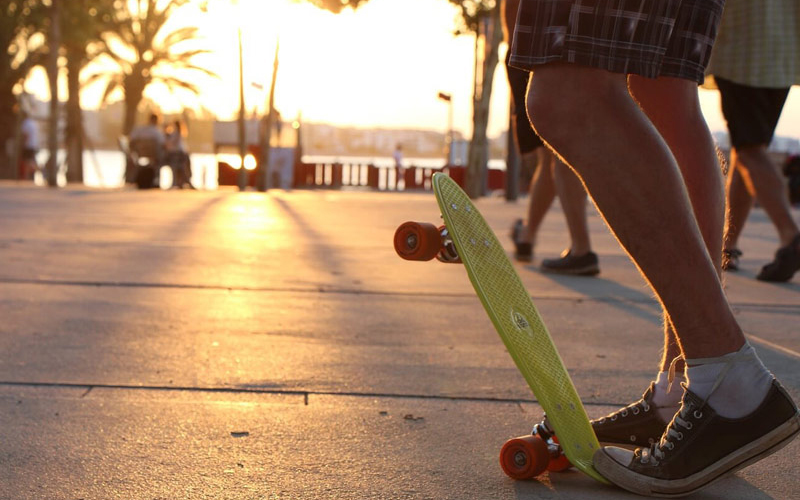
{"left": 432, "top": 173, "right": 608, "bottom": 484}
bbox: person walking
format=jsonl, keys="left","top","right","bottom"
{"left": 503, "top": 0, "right": 599, "bottom": 275}
{"left": 706, "top": 0, "right": 800, "bottom": 282}
{"left": 20, "top": 112, "right": 40, "bottom": 181}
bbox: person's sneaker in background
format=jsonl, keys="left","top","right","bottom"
{"left": 541, "top": 250, "right": 599, "bottom": 276}
{"left": 757, "top": 235, "right": 800, "bottom": 282}
{"left": 510, "top": 219, "right": 533, "bottom": 262}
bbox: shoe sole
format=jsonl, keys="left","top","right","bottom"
{"left": 594, "top": 412, "right": 800, "bottom": 498}
{"left": 756, "top": 268, "right": 799, "bottom": 282}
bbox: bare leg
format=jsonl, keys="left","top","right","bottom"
{"left": 628, "top": 75, "right": 725, "bottom": 371}
{"left": 527, "top": 64, "right": 743, "bottom": 359}
{"left": 733, "top": 145, "right": 800, "bottom": 246}
{"left": 518, "top": 147, "right": 556, "bottom": 244}
{"left": 553, "top": 159, "right": 591, "bottom": 255}
{"left": 725, "top": 156, "right": 755, "bottom": 251}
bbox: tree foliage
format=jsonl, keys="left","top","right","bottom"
{"left": 448, "top": 0, "right": 497, "bottom": 35}
{"left": 303, "top": 0, "right": 371, "bottom": 13}
{"left": 85, "top": 0, "right": 217, "bottom": 137}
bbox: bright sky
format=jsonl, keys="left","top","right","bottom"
{"left": 26, "top": 0, "right": 800, "bottom": 142}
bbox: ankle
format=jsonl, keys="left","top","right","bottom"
{"left": 685, "top": 342, "right": 773, "bottom": 418}
{"left": 652, "top": 370, "right": 684, "bottom": 407}
{"left": 569, "top": 245, "right": 592, "bottom": 257}
{"left": 779, "top": 231, "right": 800, "bottom": 248}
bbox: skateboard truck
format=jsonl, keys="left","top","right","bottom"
{"left": 499, "top": 416, "right": 572, "bottom": 480}
{"left": 394, "top": 221, "right": 461, "bottom": 263}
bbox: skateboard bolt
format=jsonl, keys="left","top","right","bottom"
{"left": 405, "top": 234, "right": 418, "bottom": 249}
{"left": 513, "top": 452, "right": 528, "bottom": 467}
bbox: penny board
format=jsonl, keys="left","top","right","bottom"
{"left": 433, "top": 173, "right": 608, "bottom": 484}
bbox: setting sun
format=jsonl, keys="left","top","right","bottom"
{"left": 22, "top": 0, "right": 800, "bottom": 143}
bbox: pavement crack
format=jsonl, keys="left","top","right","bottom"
{"left": 0, "top": 380, "right": 624, "bottom": 409}
{"left": 1, "top": 276, "right": 796, "bottom": 312}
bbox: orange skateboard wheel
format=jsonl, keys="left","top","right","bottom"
{"left": 546, "top": 436, "right": 572, "bottom": 472}
{"left": 394, "top": 221, "right": 442, "bottom": 261}
{"left": 499, "top": 435, "right": 550, "bottom": 480}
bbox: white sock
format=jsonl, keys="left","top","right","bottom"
{"left": 685, "top": 342, "right": 774, "bottom": 419}
{"left": 652, "top": 370, "right": 684, "bottom": 422}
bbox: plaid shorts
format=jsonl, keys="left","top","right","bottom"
{"left": 509, "top": 0, "right": 725, "bottom": 83}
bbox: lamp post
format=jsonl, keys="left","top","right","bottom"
{"left": 235, "top": 2, "right": 248, "bottom": 191}
{"left": 437, "top": 92, "right": 453, "bottom": 164}
{"left": 258, "top": 39, "right": 280, "bottom": 192}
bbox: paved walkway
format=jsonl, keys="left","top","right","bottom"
{"left": 1, "top": 182, "right": 798, "bottom": 499}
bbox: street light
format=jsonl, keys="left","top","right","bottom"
{"left": 234, "top": 0, "right": 247, "bottom": 191}
{"left": 437, "top": 92, "right": 453, "bottom": 165}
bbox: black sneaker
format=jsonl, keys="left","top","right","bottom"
{"left": 721, "top": 248, "right": 742, "bottom": 272}
{"left": 757, "top": 234, "right": 800, "bottom": 282}
{"left": 510, "top": 219, "right": 533, "bottom": 262}
{"left": 594, "top": 380, "right": 800, "bottom": 497}
{"left": 541, "top": 250, "right": 599, "bottom": 276}
{"left": 592, "top": 383, "right": 673, "bottom": 448}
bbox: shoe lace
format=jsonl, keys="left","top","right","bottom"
{"left": 598, "top": 396, "right": 651, "bottom": 423}
{"left": 637, "top": 343, "right": 760, "bottom": 466}
{"left": 637, "top": 382, "right": 698, "bottom": 465}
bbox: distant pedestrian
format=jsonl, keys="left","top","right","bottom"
{"left": 129, "top": 113, "right": 165, "bottom": 188}
{"left": 20, "top": 112, "right": 39, "bottom": 181}
{"left": 394, "top": 143, "right": 405, "bottom": 189}
{"left": 165, "top": 120, "right": 193, "bottom": 189}
{"left": 707, "top": 0, "right": 800, "bottom": 282}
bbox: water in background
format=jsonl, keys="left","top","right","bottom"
{"left": 30, "top": 150, "right": 507, "bottom": 189}
{"left": 31, "top": 149, "right": 220, "bottom": 189}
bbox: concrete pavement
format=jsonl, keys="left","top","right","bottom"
{"left": 1, "top": 182, "right": 799, "bottom": 499}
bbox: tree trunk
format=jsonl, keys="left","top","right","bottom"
{"left": 465, "top": 6, "right": 503, "bottom": 199}
{"left": 0, "top": 93, "right": 16, "bottom": 179}
{"left": 46, "top": 0, "right": 62, "bottom": 188}
{"left": 123, "top": 78, "right": 145, "bottom": 183}
{"left": 65, "top": 48, "right": 84, "bottom": 184}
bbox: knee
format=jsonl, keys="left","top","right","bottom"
{"left": 525, "top": 65, "right": 625, "bottom": 150}
{"left": 525, "top": 75, "right": 568, "bottom": 146}
{"left": 734, "top": 145, "right": 770, "bottom": 165}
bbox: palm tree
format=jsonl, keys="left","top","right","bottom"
{"left": 86, "top": 0, "right": 216, "bottom": 140}
{"left": 59, "top": 1, "right": 116, "bottom": 183}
